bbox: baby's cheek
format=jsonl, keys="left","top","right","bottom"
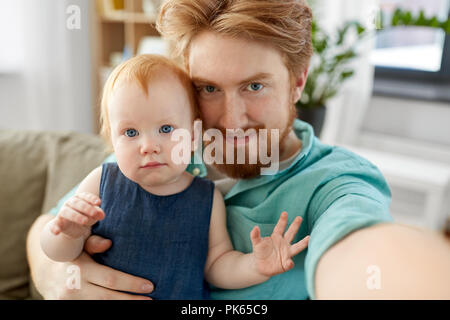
{"left": 166, "top": 138, "right": 192, "bottom": 166}
{"left": 115, "top": 151, "right": 138, "bottom": 178}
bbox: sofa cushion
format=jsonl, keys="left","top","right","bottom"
{"left": 0, "top": 130, "right": 109, "bottom": 299}
{"left": 0, "top": 131, "right": 49, "bottom": 299}
{"left": 41, "top": 132, "right": 110, "bottom": 214}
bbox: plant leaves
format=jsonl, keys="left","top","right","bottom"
{"left": 340, "top": 70, "right": 355, "bottom": 80}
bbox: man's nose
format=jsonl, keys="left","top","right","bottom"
{"left": 219, "top": 93, "right": 247, "bottom": 130}
{"left": 140, "top": 135, "right": 161, "bottom": 155}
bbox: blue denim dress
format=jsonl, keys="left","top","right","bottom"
{"left": 91, "top": 163, "right": 214, "bottom": 300}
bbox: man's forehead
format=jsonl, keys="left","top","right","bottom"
{"left": 188, "top": 31, "right": 288, "bottom": 84}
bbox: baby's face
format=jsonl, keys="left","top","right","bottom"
{"left": 108, "top": 73, "right": 194, "bottom": 192}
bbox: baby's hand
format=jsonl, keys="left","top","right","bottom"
{"left": 250, "top": 211, "right": 310, "bottom": 277}
{"left": 51, "top": 192, "right": 105, "bottom": 239}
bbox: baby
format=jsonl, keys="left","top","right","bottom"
{"left": 40, "top": 54, "right": 310, "bottom": 299}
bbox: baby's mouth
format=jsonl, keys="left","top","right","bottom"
{"left": 141, "top": 162, "right": 166, "bottom": 169}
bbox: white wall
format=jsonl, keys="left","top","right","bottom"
{"left": 362, "top": 96, "right": 450, "bottom": 148}
{"left": 356, "top": 95, "right": 450, "bottom": 230}
{"left": 0, "top": 75, "right": 27, "bottom": 129}
{"left": 0, "top": 0, "right": 94, "bottom": 133}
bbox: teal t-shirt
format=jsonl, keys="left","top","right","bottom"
{"left": 49, "top": 119, "right": 393, "bottom": 299}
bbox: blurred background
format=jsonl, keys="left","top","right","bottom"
{"left": 0, "top": 0, "right": 449, "bottom": 232}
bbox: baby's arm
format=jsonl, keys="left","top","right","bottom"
{"left": 40, "top": 167, "right": 105, "bottom": 262}
{"left": 204, "top": 188, "right": 310, "bottom": 289}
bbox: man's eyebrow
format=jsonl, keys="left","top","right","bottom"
{"left": 191, "top": 73, "right": 273, "bottom": 86}
{"left": 237, "top": 73, "right": 273, "bottom": 85}
{"left": 191, "top": 76, "right": 220, "bottom": 86}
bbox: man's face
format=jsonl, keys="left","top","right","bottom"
{"left": 188, "top": 31, "right": 304, "bottom": 178}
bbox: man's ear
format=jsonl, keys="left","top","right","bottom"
{"left": 291, "top": 67, "right": 309, "bottom": 104}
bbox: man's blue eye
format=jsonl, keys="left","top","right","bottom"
{"left": 159, "top": 125, "right": 173, "bottom": 134}
{"left": 125, "top": 129, "right": 138, "bottom": 137}
{"left": 248, "top": 83, "right": 263, "bottom": 91}
{"left": 204, "top": 86, "right": 216, "bottom": 93}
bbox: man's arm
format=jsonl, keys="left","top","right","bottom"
{"left": 27, "top": 213, "right": 66, "bottom": 299}
{"left": 27, "top": 213, "right": 154, "bottom": 299}
{"left": 302, "top": 151, "right": 449, "bottom": 299}
{"left": 315, "top": 223, "right": 450, "bottom": 299}
{"left": 28, "top": 191, "right": 155, "bottom": 301}
{"left": 27, "top": 152, "right": 156, "bottom": 299}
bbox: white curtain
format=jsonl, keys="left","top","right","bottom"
{"left": 313, "top": 0, "right": 378, "bottom": 145}
{"left": 1, "top": 0, "right": 94, "bottom": 133}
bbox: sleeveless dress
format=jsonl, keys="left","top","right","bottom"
{"left": 91, "top": 163, "right": 214, "bottom": 300}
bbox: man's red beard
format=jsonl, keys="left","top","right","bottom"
{"left": 206, "top": 105, "right": 297, "bottom": 179}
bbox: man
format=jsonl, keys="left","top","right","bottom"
{"left": 27, "top": 0, "right": 450, "bottom": 299}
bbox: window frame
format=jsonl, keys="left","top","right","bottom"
{"left": 372, "top": 9, "right": 450, "bottom": 102}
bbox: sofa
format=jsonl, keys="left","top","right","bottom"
{"left": 3, "top": 129, "right": 450, "bottom": 300}
{"left": 0, "top": 130, "right": 110, "bottom": 299}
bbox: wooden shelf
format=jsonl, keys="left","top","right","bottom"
{"left": 92, "top": 0, "right": 163, "bottom": 133}
{"left": 95, "top": 0, "right": 161, "bottom": 68}
{"left": 100, "top": 12, "right": 157, "bottom": 24}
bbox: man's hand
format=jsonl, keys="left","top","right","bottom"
{"left": 28, "top": 214, "right": 155, "bottom": 300}
{"left": 50, "top": 192, "right": 105, "bottom": 238}
{"left": 49, "top": 235, "right": 154, "bottom": 300}
{"left": 250, "top": 211, "right": 310, "bottom": 277}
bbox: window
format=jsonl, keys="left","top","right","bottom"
{"left": 0, "top": 1, "right": 24, "bottom": 73}
{"left": 371, "top": 0, "right": 450, "bottom": 102}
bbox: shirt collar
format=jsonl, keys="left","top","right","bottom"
{"left": 277, "top": 118, "right": 315, "bottom": 174}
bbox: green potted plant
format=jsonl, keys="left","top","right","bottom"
{"left": 296, "top": 20, "right": 365, "bottom": 136}
{"left": 297, "top": 8, "right": 450, "bottom": 137}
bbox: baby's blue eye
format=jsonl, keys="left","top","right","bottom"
{"left": 159, "top": 125, "right": 173, "bottom": 134}
{"left": 125, "top": 129, "right": 138, "bottom": 137}
{"left": 248, "top": 83, "right": 263, "bottom": 91}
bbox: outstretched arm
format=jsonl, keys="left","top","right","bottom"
{"left": 315, "top": 223, "right": 450, "bottom": 299}
{"left": 204, "top": 188, "right": 309, "bottom": 289}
